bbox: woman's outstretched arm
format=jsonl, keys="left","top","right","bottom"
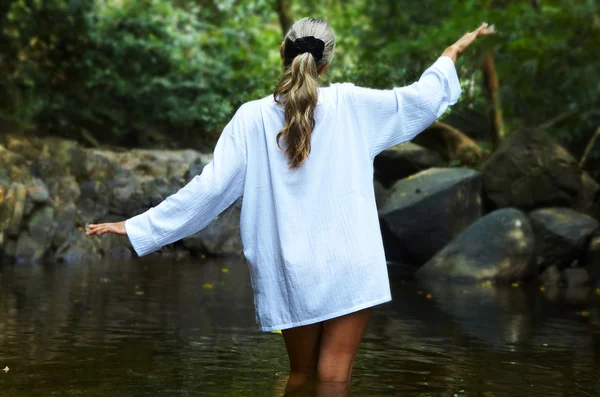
{"left": 86, "top": 123, "right": 247, "bottom": 257}
{"left": 349, "top": 23, "right": 494, "bottom": 158}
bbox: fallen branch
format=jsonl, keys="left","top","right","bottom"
{"left": 580, "top": 126, "right": 600, "bottom": 168}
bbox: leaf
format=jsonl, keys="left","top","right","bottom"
{"left": 2, "top": 366, "right": 8, "bottom": 373}
{"left": 203, "top": 283, "right": 213, "bottom": 290}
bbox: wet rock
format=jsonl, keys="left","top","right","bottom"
{"left": 0, "top": 135, "right": 231, "bottom": 262}
{"left": 3, "top": 239, "right": 17, "bottom": 258}
{"left": 374, "top": 142, "right": 445, "bottom": 188}
{"left": 54, "top": 232, "right": 102, "bottom": 264}
{"left": 529, "top": 208, "right": 598, "bottom": 270}
{"left": 482, "top": 129, "right": 599, "bottom": 215}
{"left": 379, "top": 167, "right": 482, "bottom": 265}
{"left": 416, "top": 208, "right": 536, "bottom": 282}
{"left": 48, "top": 175, "right": 80, "bottom": 206}
{"left": 373, "top": 180, "right": 390, "bottom": 209}
{"left": 52, "top": 203, "right": 77, "bottom": 248}
{"left": 186, "top": 157, "right": 209, "bottom": 180}
{"left": 27, "top": 206, "right": 55, "bottom": 251}
{"left": 539, "top": 265, "right": 562, "bottom": 285}
{"left": 95, "top": 233, "right": 133, "bottom": 259}
{"left": 143, "top": 177, "right": 176, "bottom": 207}
{"left": 183, "top": 198, "right": 242, "bottom": 256}
{"left": 7, "top": 183, "right": 28, "bottom": 237}
{"left": 562, "top": 268, "right": 590, "bottom": 288}
{"left": 27, "top": 178, "right": 49, "bottom": 203}
{"left": 586, "top": 234, "right": 600, "bottom": 281}
{"left": 15, "top": 232, "right": 46, "bottom": 262}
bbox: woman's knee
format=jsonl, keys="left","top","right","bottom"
{"left": 317, "top": 352, "right": 353, "bottom": 383}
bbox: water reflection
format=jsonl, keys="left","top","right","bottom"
{"left": 0, "top": 258, "right": 599, "bottom": 396}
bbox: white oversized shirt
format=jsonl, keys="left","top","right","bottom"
{"left": 124, "top": 56, "right": 462, "bottom": 331}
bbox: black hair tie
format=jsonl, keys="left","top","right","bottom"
{"left": 284, "top": 36, "right": 325, "bottom": 63}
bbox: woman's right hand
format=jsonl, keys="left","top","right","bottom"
{"left": 86, "top": 221, "right": 127, "bottom": 236}
{"left": 442, "top": 23, "right": 495, "bottom": 62}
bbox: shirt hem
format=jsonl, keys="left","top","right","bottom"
{"left": 259, "top": 295, "right": 392, "bottom": 332}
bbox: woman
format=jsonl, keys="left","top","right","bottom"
{"left": 87, "top": 17, "right": 493, "bottom": 393}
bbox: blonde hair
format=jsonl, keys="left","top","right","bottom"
{"left": 273, "top": 18, "right": 335, "bottom": 168}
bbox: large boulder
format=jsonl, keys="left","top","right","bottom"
{"left": 411, "top": 122, "right": 487, "bottom": 166}
{"left": 373, "top": 142, "right": 445, "bottom": 188}
{"left": 379, "top": 167, "right": 482, "bottom": 266}
{"left": 14, "top": 232, "right": 46, "bottom": 262}
{"left": 54, "top": 231, "right": 102, "bottom": 264}
{"left": 373, "top": 180, "right": 390, "bottom": 210}
{"left": 416, "top": 208, "right": 536, "bottom": 282}
{"left": 0, "top": 135, "right": 246, "bottom": 263}
{"left": 13, "top": 206, "right": 55, "bottom": 263}
{"left": 2, "top": 183, "right": 28, "bottom": 238}
{"left": 183, "top": 198, "right": 243, "bottom": 256}
{"left": 529, "top": 208, "right": 598, "bottom": 270}
{"left": 586, "top": 233, "right": 600, "bottom": 282}
{"left": 482, "top": 129, "right": 599, "bottom": 215}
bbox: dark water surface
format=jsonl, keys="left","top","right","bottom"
{"left": 0, "top": 258, "right": 599, "bottom": 396}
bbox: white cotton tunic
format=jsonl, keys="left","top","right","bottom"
{"left": 124, "top": 56, "right": 462, "bottom": 331}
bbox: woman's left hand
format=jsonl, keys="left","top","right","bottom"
{"left": 442, "top": 23, "right": 495, "bottom": 62}
{"left": 86, "top": 221, "right": 127, "bottom": 236}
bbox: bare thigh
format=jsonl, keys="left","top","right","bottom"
{"left": 317, "top": 308, "right": 372, "bottom": 383}
{"left": 282, "top": 322, "right": 323, "bottom": 374}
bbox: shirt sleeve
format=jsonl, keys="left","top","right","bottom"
{"left": 349, "top": 56, "right": 462, "bottom": 158}
{"left": 124, "top": 125, "right": 247, "bottom": 257}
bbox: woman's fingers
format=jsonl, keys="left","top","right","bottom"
{"left": 85, "top": 222, "right": 127, "bottom": 236}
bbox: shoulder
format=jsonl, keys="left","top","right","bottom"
{"left": 327, "top": 82, "right": 358, "bottom": 101}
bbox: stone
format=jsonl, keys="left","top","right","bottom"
{"left": 379, "top": 167, "right": 482, "bottom": 265}
{"left": 482, "top": 129, "right": 599, "bottom": 215}
{"left": 27, "top": 178, "right": 49, "bottom": 203}
{"left": 52, "top": 203, "right": 77, "bottom": 248}
{"left": 0, "top": 134, "right": 225, "bottom": 262}
{"left": 27, "top": 206, "right": 55, "bottom": 252}
{"left": 48, "top": 175, "right": 81, "bottom": 206}
{"left": 539, "top": 265, "right": 562, "bottom": 285}
{"left": 562, "top": 268, "right": 591, "bottom": 288}
{"left": 54, "top": 232, "right": 102, "bottom": 264}
{"left": 186, "top": 158, "right": 209, "bottom": 180}
{"left": 586, "top": 234, "right": 600, "bottom": 281}
{"left": 374, "top": 142, "right": 445, "bottom": 188}
{"left": 373, "top": 180, "right": 390, "bottom": 209}
{"left": 7, "top": 183, "right": 28, "bottom": 237}
{"left": 416, "top": 208, "right": 536, "bottom": 282}
{"left": 529, "top": 208, "right": 598, "bottom": 270}
{"left": 183, "top": 198, "right": 242, "bottom": 256}
{"left": 14, "top": 232, "right": 46, "bottom": 262}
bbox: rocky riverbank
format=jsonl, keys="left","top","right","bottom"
{"left": 1, "top": 128, "right": 599, "bottom": 286}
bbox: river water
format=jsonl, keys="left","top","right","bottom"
{"left": 0, "top": 258, "right": 599, "bottom": 396}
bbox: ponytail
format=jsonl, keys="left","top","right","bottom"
{"left": 274, "top": 51, "right": 319, "bottom": 168}
{"left": 273, "top": 17, "right": 335, "bottom": 168}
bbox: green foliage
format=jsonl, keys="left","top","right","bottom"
{"left": 0, "top": 0, "right": 598, "bottom": 177}
{"left": 0, "top": 0, "right": 281, "bottom": 147}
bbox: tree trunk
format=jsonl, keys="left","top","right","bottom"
{"left": 275, "top": 0, "right": 293, "bottom": 37}
{"left": 482, "top": 52, "right": 505, "bottom": 150}
{"left": 530, "top": 0, "right": 541, "bottom": 10}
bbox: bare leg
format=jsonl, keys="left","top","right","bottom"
{"left": 281, "top": 322, "right": 323, "bottom": 396}
{"left": 317, "top": 308, "right": 372, "bottom": 385}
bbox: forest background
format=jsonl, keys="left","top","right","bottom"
{"left": 0, "top": 0, "right": 598, "bottom": 178}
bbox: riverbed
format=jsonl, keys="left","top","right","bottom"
{"left": 0, "top": 258, "right": 599, "bottom": 396}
